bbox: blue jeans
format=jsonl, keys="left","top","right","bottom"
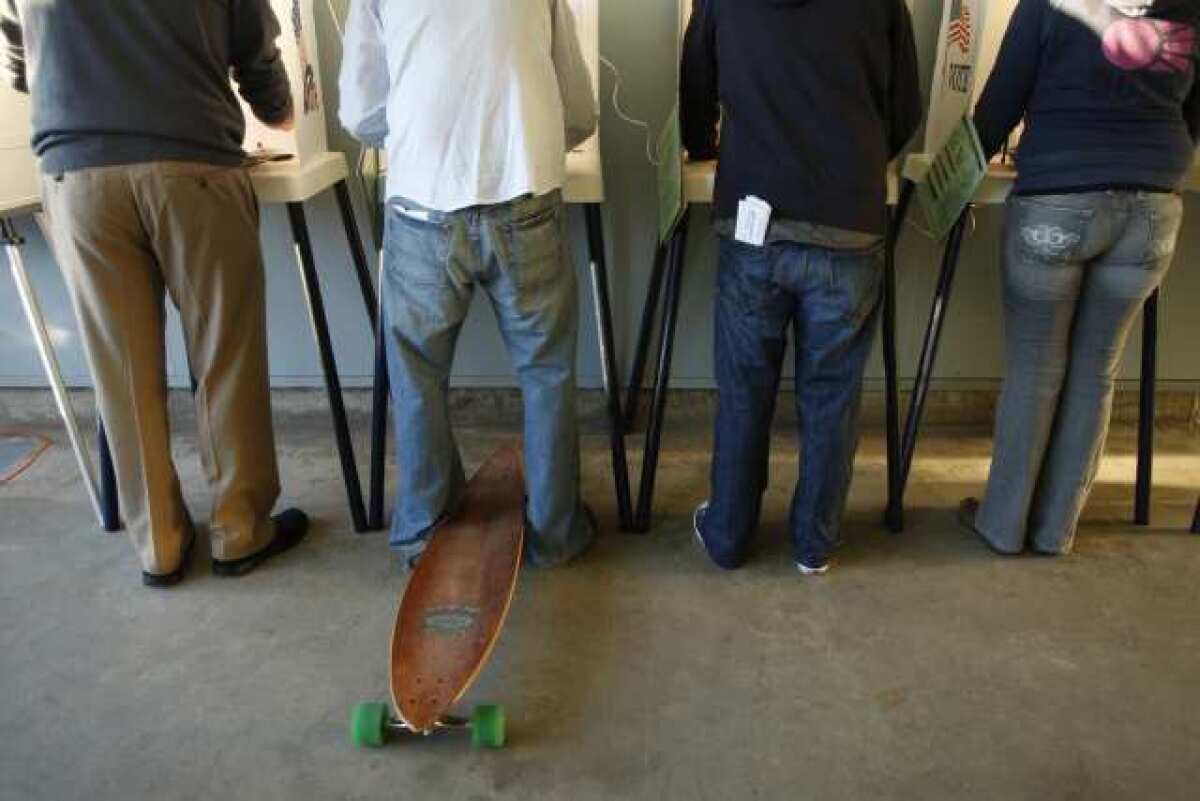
{"left": 977, "top": 191, "right": 1182, "bottom": 554}
{"left": 699, "top": 236, "right": 884, "bottom": 569}
{"left": 380, "top": 191, "right": 595, "bottom": 567}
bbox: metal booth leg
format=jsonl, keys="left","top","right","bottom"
{"left": 584, "top": 204, "right": 635, "bottom": 531}
{"left": 624, "top": 239, "right": 671, "bottom": 433}
{"left": 893, "top": 210, "right": 971, "bottom": 520}
{"left": 286, "top": 201, "right": 369, "bottom": 533}
{"left": 333, "top": 178, "right": 390, "bottom": 533}
{"left": 4, "top": 214, "right": 115, "bottom": 531}
{"left": 1134, "top": 290, "right": 1158, "bottom": 526}
{"left": 883, "top": 180, "right": 916, "bottom": 533}
{"left": 633, "top": 209, "right": 692, "bottom": 533}
{"left": 333, "top": 180, "right": 379, "bottom": 329}
{"left": 368, "top": 253, "right": 389, "bottom": 532}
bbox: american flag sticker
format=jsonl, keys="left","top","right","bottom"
{"left": 948, "top": 0, "right": 973, "bottom": 55}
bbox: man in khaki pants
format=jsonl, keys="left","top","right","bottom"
{"left": 2, "top": 0, "right": 309, "bottom": 587}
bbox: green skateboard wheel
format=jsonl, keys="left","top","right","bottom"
{"left": 470, "top": 704, "right": 506, "bottom": 749}
{"left": 350, "top": 702, "right": 389, "bottom": 748}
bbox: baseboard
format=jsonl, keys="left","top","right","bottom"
{"left": 3, "top": 386, "right": 1198, "bottom": 431}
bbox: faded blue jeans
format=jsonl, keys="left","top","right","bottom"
{"left": 380, "top": 191, "right": 595, "bottom": 567}
{"left": 977, "top": 191, "right": 1183, "bottom": 555}
{"left": 698, "top": 236, "right": 884, "bottom": 569}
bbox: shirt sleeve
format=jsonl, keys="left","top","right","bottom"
{"left": 680, "top": 0, "right": 719, "bottom": 161}
{"left": 230, "top": 0, "right": 293, "bottom": 126}
{"left": 973, "top": 0, "right": 1047, "bottom": 161}
{"left": 1, "top": 0, "right": 26, "bottom": 93}
{"left": 888, "top": 0, "right": 923, "bottom": 158}
{"left": 338, "top": 0, "right": 389, "bottom": 146}
{"left": 551, "top": 0, "right": 598, "bottom": 151}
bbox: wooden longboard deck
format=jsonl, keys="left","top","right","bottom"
{"left": 390, "top": 447, "right": 525, "bottom": 732}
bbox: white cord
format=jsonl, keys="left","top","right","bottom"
{"left": 323, "top": 0, "right": 345, "bottom": 39}
{"left": 904, "top": 215, "right": 939, "bottom": 241}
{"left": 599, "top": 55, "right": 662, "bottom": 167}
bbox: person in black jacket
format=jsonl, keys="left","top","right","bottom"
{"left": 961, "top": 0, "right": 1199, "bottom": 556}
{"left": 682, "top": 0, "right": 922, "bottom": 575}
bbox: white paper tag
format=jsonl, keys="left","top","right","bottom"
{"left": 734, "top": 196, "right": 772, "bottom": 247}
{"left": 394, "top": 205, "right": 432, "bottom": 222}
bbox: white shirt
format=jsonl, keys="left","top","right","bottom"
{"left": 338, "top": 0, "right": 597, "bottom": 212}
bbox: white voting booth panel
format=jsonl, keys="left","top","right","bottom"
{"left": 925, "top": 0, "right": 1019, "bottom": 154}
{"left": 0, "top": 82, "right": 39, "bottom": 214}
{"left": 566, "top": 0, "right": 605, "bottom": 204}
{"left": 241, "top": 0, "right": 330, "bottom": 160}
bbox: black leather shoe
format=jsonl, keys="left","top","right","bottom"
{"left": 142, "top": 525, "right": 198, "bottom": 588}
{"left": 212, "top": 509, "right": 310, "bottom": 577}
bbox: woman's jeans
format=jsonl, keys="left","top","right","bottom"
{"left": 978, "top": 191, "right": 1183, "bottom": 554}
{"left": 699, "top": 236, "right": 884, "bottom": 569}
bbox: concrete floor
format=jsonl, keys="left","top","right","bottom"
{"left": 2, "top": 406, "right": 1199, "bottom": 801}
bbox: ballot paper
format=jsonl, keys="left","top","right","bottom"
{"left": 735, "top": 196, "right": 772, "bottom": 247}
{"left": 917, "top": 116, "right": 987, "bottom": 240}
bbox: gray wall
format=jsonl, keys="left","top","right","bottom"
{"left": 2, "top": 0, "right": 1197, "bottom": 392}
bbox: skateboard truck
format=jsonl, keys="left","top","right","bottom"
{"left": 350, "top": 702, "right": 506, "bottom": 749}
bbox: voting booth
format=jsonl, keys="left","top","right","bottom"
{"left": 241, "top": 0, "right": 328, "bottom": 159}
{"left": 1, "top": 78, "right": 114, "bottom": 527}
{"left": 0, "top": 84, "right": 38, "bottom": 213}
{"left": 2, "top": 0, "right": 380, "bottom": 533}
{"left": 924, "top": 0, "right": 1019, "bottom": 154}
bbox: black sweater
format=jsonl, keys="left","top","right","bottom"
{"left": 1, "top": 0, "right": 293, "bottom": 173}
{"left": 680, "top": 0, "right": 922, "bottom": 236}
{"left": 975, "top": 0, "right": 1200, "bottom": 194}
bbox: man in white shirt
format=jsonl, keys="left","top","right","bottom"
{"left": 339, "top": 0, "right": 599, "bottom": 567}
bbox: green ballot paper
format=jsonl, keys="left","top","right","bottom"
{"left": 657, "top": 106, "right": 685, "bottom": 245}
{"left": 918, "top": 117, "right": 988, "bottom": 240}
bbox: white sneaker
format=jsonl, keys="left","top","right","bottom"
{"left": 796, "top": 560, "right": 830, "bottom": 576}
{"left": 693, "top": 501, "right": 711, "bottom": 549}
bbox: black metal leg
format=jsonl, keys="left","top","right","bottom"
{"left": 336, "top": 177, "right": 388, "bottom": 532}
{"left": 584, "top": 204, "right": 635, "bottom": 531}
{"left": 894, "top": 211, "right": 971, "bottom": 512}
{"left": 883, "top": 180, "right": 917, "bottom": 533}
{"left": 286, "top": 202, "right": 369, "bottom": 533}
{"left": 334, "top": 180, "right": 379, "bottom": 329}
{"left": 1191, "top": 497, "right": 1199, "bottom": 534}
{"left": 634, "top": 210, "right": 692, "bottom": 533}
{"left": 368, "top": 288, "right": 389, "bottom": 532}
{"left": 623, "top": 239, "right": 671, "bottom": 433}
{"left": 1135, "top": 290, "right": 1158, "bottom": 526}
{"left": 98, "top": 420, "right": 121, "bottom": 533}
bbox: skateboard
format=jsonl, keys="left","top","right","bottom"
{"left": 351, "top": 447, "right": 526, "bottom": 749}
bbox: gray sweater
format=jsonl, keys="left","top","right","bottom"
{"left": 1, "top": 0, "right": 293, "bottom": 173}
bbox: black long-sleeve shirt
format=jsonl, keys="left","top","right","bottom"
{"left": 975, "top": 0, "right": 1200, "bottom": 194}
{"left": 680, "top": 0, "right": 922, "bottom": 236}
{"left": 1, "top": 0, "right": 293, "bottom": 173}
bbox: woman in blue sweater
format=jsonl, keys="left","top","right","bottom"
{"left": 961, "top": 0, "right": 1199, "bottom": 555}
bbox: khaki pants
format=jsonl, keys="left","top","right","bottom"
{"left": 42, "top": 162, "right": 280, "bottom": 575}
